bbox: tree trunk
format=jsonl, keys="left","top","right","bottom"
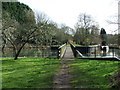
{"left": 2, "top": 44, "right": 5, "bottom": 55}
{"left": 14, "top": 43, "right": 26, "bottom": 60}
{"left": 2, "top": 39, "right": 7, "bottom": 55}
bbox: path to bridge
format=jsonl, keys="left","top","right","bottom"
{"left": 54, "top": 46, "right": 74, "bottom": 88}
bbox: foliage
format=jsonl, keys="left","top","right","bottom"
{"left": 2, "top": 2, "right": 73, "bottom": 58}
{"left": 2, "top": 2, "right": 59, "bottom": 59}
{"left": 2, "top": 58, "right": 60, "bottom": 88}
{"left": 100, "top": 28, "right": 107, "bottom": 45}
{"left": 51, "top": 25, "right": 73, "bottom": 45}
{"left": 70, "top": 59, "right": 120, "bottom": 88}
{"left": 74, "top": 13, "right": 100, "bottom": 46}
{"left": 2, "top": 2, "right": 36, "bottom": 60}
{"left": 36, "top": 13, "right": 73, "bottom": 45}
{"left": 107, "top": 34, "right": 119, "bottom": 45}
{"left": 2, "top": 2, "right": 73, "bottom": 59}
{"left": 2, "top": 2, "right": 31, "bottom": 24}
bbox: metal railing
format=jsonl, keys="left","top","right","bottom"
{"left": 70, "top": 43, "right": 84, "bottom": 58}
{"left": 57, "top": 43, "right": 67, "bottom": 59}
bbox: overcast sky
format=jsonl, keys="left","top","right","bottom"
{"left": 18, "top": 0, "right": 118, "bottom": 34}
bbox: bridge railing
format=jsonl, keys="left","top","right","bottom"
{"left": 70, "top": 43, "right": 77, "bottom": 58}
{"left": 70, "top": 43, "right": 84, "bottom": 58}
{"left": 57, "top": 43, "right": 67, "bottom": 59}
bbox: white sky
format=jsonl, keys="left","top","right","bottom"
{"left": 18, "top": 0, "right": 118, "bottom": 34}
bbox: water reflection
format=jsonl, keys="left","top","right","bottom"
{"left": 101, "top": 51, "right": 107, "bottom": 56}
{"left": 77, "top": 48, "right": 120, "bottom": 58}
{"left": 2, "top": 47, "right": 58, "bottom": 58}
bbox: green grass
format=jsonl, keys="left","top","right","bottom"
{"left": 2, "top": 58, "right": 60, "bottom": 88}
{"left": 70, "top": 59, "right": 120, "bottom": 88}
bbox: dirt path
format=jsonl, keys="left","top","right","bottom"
{"left": 53, "top": 46, "right": 74, "bottom": 88}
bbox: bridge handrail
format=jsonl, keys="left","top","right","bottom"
{"left": 57, "top": 43, "right": 67, "bottom": 59}
{"left": 58, "top": 43, "right": 66, "bottom": 49}
{"left": 70, "top": 43, "right": 84, "bottom": 58}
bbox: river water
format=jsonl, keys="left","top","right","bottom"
{"left": 2, "top": 47, "right": 120, "bottom": 59}
{"left": 2, "top": 47, "right": 58, "bottom": 58}
{"left": 77, "top": 48, "right": 120, "bottom": 58}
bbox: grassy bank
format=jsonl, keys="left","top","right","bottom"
{"left": 70, "top": 59, "right": 120, "bottom": 88}
{"left": 2, "top": 58, "right": 60, "bottom": 88}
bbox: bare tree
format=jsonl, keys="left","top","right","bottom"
{"left": 74, "top": 13, "right": 99, "bottom": 45}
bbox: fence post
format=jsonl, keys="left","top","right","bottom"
{"left": 95, "top": 47, "right": 96, "bottom": 58}
{"left": 57, "top": 48, "right": 60, "bottom": 59}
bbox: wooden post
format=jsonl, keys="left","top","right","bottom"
{"left": 95, "top": 47, "right": 96, "bottom": 58}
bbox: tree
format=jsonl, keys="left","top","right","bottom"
{"left": 100, "top": 28, "right": 107, "bottom": 45}
{"left": 74, "top": 27, "right": 85, "bottom": 44}
{"left": 74, "top": 13, "right": 99, "bottom": 45}
{"left": 90, "top": 25, "right": 101, "bottom": 45}
{"left": 107, "top": 34, "right": 118, "bottom": 45}
{"left": 52, "top": 24, "right": 73, "bottom": 45}
{"left": 2, "top": 2, "right": 37, "bottom": 60}
{"left": 35, "top": 13, "right": 56, "bottom": 46}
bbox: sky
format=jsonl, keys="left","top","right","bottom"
{"left": 18, "top": 0, "right": 119, "bottom": 34}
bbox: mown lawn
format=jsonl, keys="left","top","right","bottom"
{"left": 2, "top": 58, "right": 60, "bottom": 88}
{"left": 70, "top": 59, "right": 120, "bottom": 88}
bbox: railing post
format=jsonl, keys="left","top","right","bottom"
{"left": 57, "top": 48, "right": 60, "bottom": 59}
{"left": 57, "top": 43, "right": 66, "bottom": 59}
{"left": 95, "top": 47, "right": 96, "bottom": 58}
{"left": 74, "top": 47, "right": 77, "bottom": 58}
{"left": 70, "top": 43, "right": 77, "bottom": 58}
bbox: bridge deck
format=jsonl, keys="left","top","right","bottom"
{"left": 62, "top": 46, "right": 74, "bottom": 60}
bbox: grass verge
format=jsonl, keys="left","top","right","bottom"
{"left": 2, "top": 58, "right": 60, "bottom": 88}
{"left": 70, "top": 59, "right": 120, "bottom": 88}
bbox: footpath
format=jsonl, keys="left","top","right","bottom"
{"left": 53, "top": 46, "right": 74, "bottom": 88}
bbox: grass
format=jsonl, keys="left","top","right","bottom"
{"left": 70, "top": 59, "right": 120, "bottom": 88}
{"left": 2, "top": 57, "right": 60, "bottom": 88}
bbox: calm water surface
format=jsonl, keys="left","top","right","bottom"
{"left": 2, "top": 47, "right": 58, "bottom": 58}
{"left": 77, "top": 48, "right": 120, "bottom": 58}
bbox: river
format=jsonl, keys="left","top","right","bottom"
{"left": 1, "top": 47, "right": 58, "bottom": 58}
{"left": 78, "top": 48, "right": 120, "bottom": 58}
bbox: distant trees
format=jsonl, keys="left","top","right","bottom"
{"left": 90, "top": 25, "right": 101, "bottom": 45}
{"left": 35, "top": 13, "right": 73, "bottom": 45}
{"left": 100, "top": 28, "right": 107, "bottom": 45}
{"left": 107, "top": 34, "right": 118, "bottom": 45}
{"left": 51, "top": 25, "right": 73, "bottom": 45}
{"left": 74, "top": 13, "right": 100, "bottom": 45}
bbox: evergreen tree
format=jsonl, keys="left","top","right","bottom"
{"left": 100, "top": 28, "right": 107, "bottom": 45}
